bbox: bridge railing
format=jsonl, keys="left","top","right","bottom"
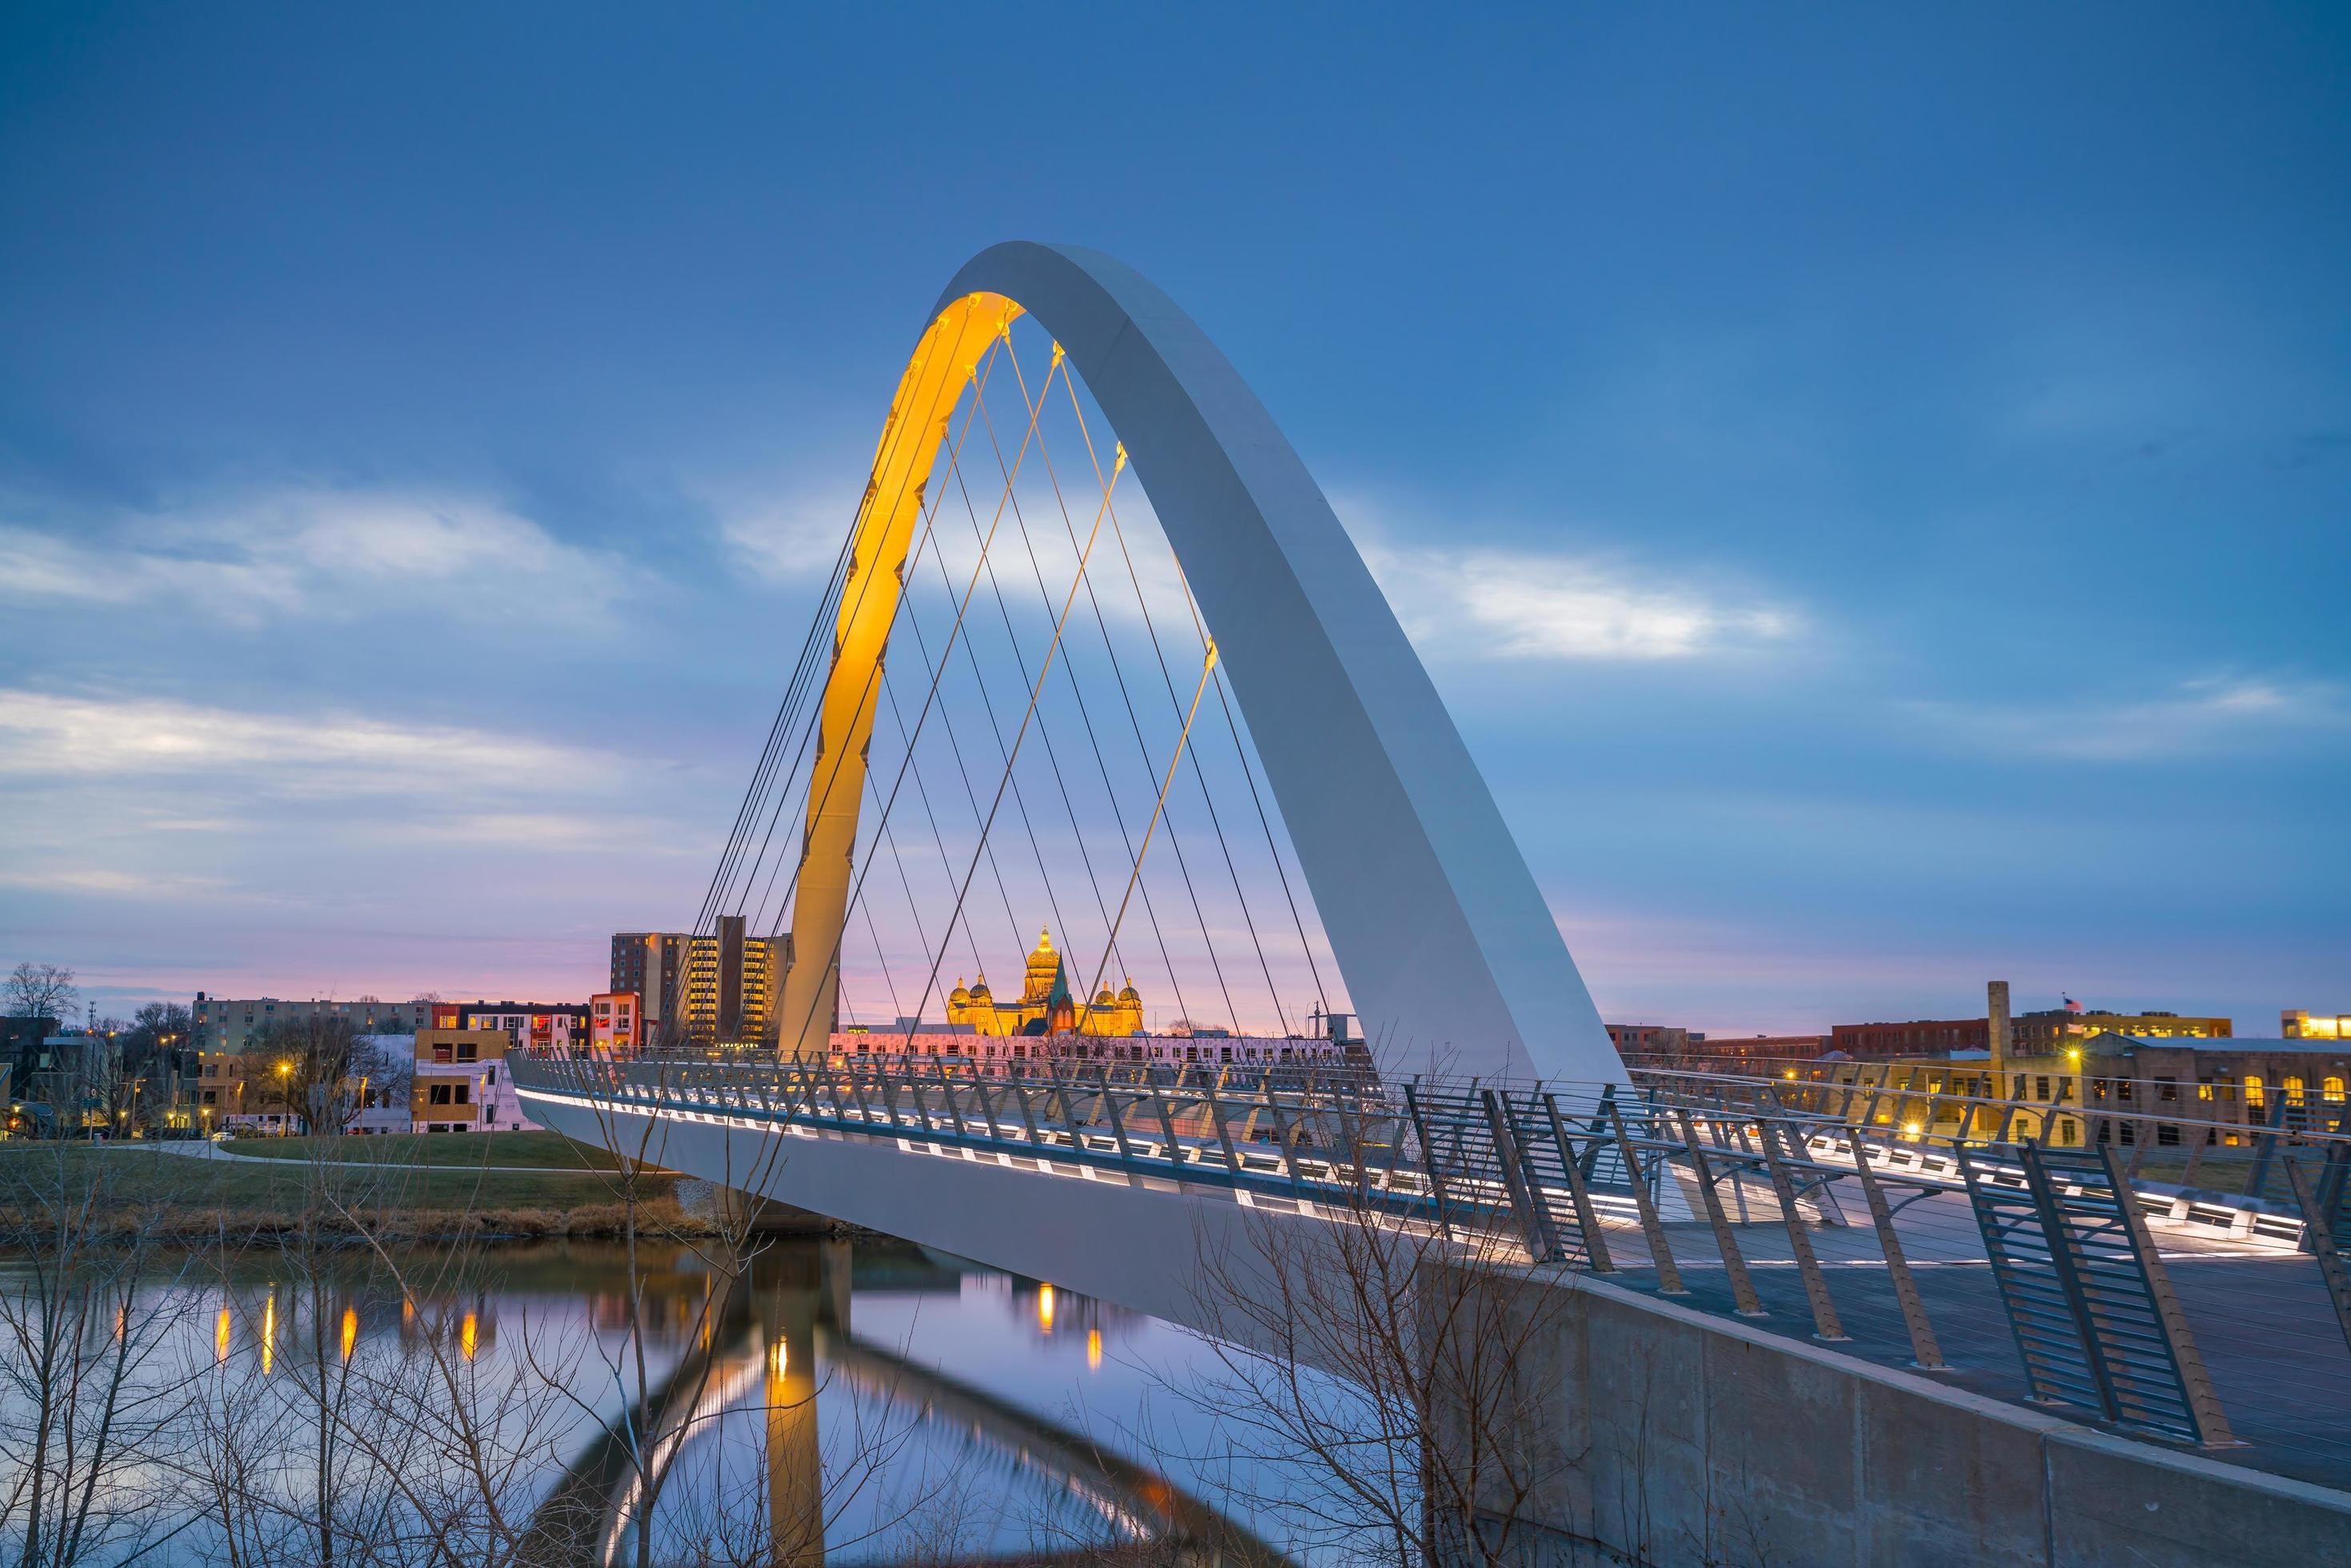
{"left": 511, "top": 1048, "right": 2351, "bottom": 1489}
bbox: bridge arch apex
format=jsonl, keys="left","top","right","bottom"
{"left": 785, "top": 241, "right": 1623, "bottom": 1085}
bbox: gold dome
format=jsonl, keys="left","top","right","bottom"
{"left": 949, "top": 978, "right": 971, "bottom": 1005}
{"left": 1023, "top": 927, "right": 1063, "bottom": 1002}
{"left": 1095, "top": 987, "right": 1116, "bottom": 1006}
{"left": 1119, "top": 978, "right": 1140, "bottom": 1002}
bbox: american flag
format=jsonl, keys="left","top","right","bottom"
{"left": 2062, "top": 996, "right": 2082, "bottom": 1014}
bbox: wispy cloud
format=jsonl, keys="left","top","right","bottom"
{"left": 1906, "top": 675, "right": 2351, "bottom": 761}
{"left": 0, "top": 488, "right": 628, "bottom": 622}
{"left": 1364, "top": 542, "right": 1799, "bottom": 662}
{"left": 0, "top": 690, "right": 604, "bottom": 796}
{"left": 707, "top": 481, "right": 859, "bottom": 582}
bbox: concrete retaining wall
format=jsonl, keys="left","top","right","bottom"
{"left": 1475, "top": 1265, "right": 2351, "bottom": 1566}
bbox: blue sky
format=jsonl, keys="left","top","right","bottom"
{"left": 2, "top": 2, "right": 2345, "bottom": 1034}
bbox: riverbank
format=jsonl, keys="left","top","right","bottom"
{"left": 218, "top": 1130, "right": 632, "bottom": 1170}
{"left": 0, "top": 1142, "right": 722, "bottom": 1241}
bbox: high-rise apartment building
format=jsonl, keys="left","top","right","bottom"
{"left": 610, "top": 918, "right": 792, "bottom": 1045}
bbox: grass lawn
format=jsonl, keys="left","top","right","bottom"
{"left": 221, "top": 1130, "right": 632, "bottom": 1170}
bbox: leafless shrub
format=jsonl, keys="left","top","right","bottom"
{"left": 0, "top": 1138, "right": 203, "bottom": 1565}
{"left": 1170, "top": 1106, "right": 1591, "bottom": 1565}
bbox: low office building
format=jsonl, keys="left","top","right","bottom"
{"left": 2283, "top": 1009, "right": 2351, "bottom": 1040}
{"left": 191, "top": 994, "right": 431, "bottom": 1052}
{"left": 411, "top": 1028, "right": 539, "bottom": 1133}
{"left": 428, "top": 1002, "right": 592, "bottom": 1054}
{"left": 590, "top": 992, "right": 642, "bottom": 1052}
{"left": 2076, "top": 1032, "right": 2349, "bottom": 1148}
{"left": 1830, "top": 1017, "right": 1991, "bottom": 1058}
{"left": 1605, "top": 1023, "right": 1696, "bottom": 1057}
{"left": 830, "top": 1026, "right": 1351, "bottom": 1070}
{"left": 194, "top": 1050, "right": 305, "bottom": 1134}
{"left": 1672, "top": 1033, "right": 1832, "bottom": 1066}
{"left": 2011, "top": 1006, "right": 2229, "bottom": 1052}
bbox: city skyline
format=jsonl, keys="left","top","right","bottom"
{"left": 3, "top": 5, "right": 2346, "bottom": 1034}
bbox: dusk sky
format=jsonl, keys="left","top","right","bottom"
{"left": 3, "top": 4, "right": 2345, "bottom": 1034}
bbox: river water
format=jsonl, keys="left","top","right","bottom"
{"left": 1, "top": 1236, "right": 1299, "bottom": 1566}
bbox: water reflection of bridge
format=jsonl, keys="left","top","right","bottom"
{"left": 520, "top": 1242, "right": 1281, "bottom": 1567}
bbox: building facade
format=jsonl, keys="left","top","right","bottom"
{"left": 2012, "top": 1008, "right": 2230, "bottom": 1053}
{"left": 429, "top": 1002, "right": 591, "bottom": 1054}
{"left": 2284, "top": 1010, "right": 2351, "bottom": 1040}
{"left": 1680, "top": 1034, "right": 1833, "bottom": 1066}
{"left": 944, "top": 929, "right": 1145, "bottom": 1038}
{"left": 191, "top": 994, "right": 432, "bottom": 1053}
{"left": 411, "top": 1028, "right": 539, "bottom": 1133}
{"left": 591, "top": 992, "right": 642, "bottom": 1052}
{"left": 612, "top": 917, "right": 784, "bottom": 1044}
{"left": 1829, "top": 1017, "right": 1992, "bottom": 1058}
{"left": 831, "top": 1028, "right": 1347, "bottom": 1070}
{"left": 1604, "top": 1023, "right": 1696, "bottom": 1057}
{"left": 2074, "top": 1033, "right": 2349, "bottom": 1149}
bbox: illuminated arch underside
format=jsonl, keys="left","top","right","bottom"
{"left": 779, "top": 242, "right": 1624, "bottom": 1085}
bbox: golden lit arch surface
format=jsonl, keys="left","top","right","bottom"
{"left": 775, "top": 292, "right": 1022, "bottom": 1056}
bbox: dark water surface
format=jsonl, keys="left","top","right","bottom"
{"left": 1, "top": 1235, "right": 1285, "bottom": 1566}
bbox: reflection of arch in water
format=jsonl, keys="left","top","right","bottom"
{"left": 521, "top": 1262, "right": 1282, "bottom": 1567}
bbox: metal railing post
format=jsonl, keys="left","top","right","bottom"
{"left": 1606, "top": 1100, "right": 1684, "bottom": 1294}
{"left": 1540, "top": 1092, "right": 1616, "bottom": 1274}
{"left": 2093, "top": 1142, "right": 2235, "bottom": 1447}
{"left": 1674, "top": 1106, "right": 1765, "bottom": 1318}
{"left": 1480, "top": 1088, "right": 1557, "bottom": 1262}
{"left": 1848, "top": 1128, "right": 1947, "bottom": 1370}
{"left": 1198, "top": 1070, "right": 1248, "bottom": 1182}
{"left": 1756, "top": 1114, "right": 1848, "bottom": 1341}
{"left": 2285, "top": 1153, "right": 2351, "bottom": 1357}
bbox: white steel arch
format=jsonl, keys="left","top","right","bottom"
{"left": 779, "top": 242, "right": 1622, "bottom": 1085}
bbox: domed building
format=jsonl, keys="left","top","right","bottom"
{"left": 943, "top": 927, "right": 1145, "bottom": 1038}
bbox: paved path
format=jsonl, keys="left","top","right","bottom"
{"left": 124, "top": 1141, "right": 619, "bottom": 1176}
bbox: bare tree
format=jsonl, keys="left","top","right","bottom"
{"left": 1170, "top": 1099, "right": 1590, "bottom": 1566}
{"left": 245, "top": 1015, "right": 369, "bottom": 1137}
{"left": 0, "top": 1133, "right": 202, "bottom": 1564}
{"left": 4, "top": 965, "right": 78, "bottom": 1025}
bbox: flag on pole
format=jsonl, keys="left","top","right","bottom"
{"left": 2063, "top": 996, "right": 2082, "bottom": 1014}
